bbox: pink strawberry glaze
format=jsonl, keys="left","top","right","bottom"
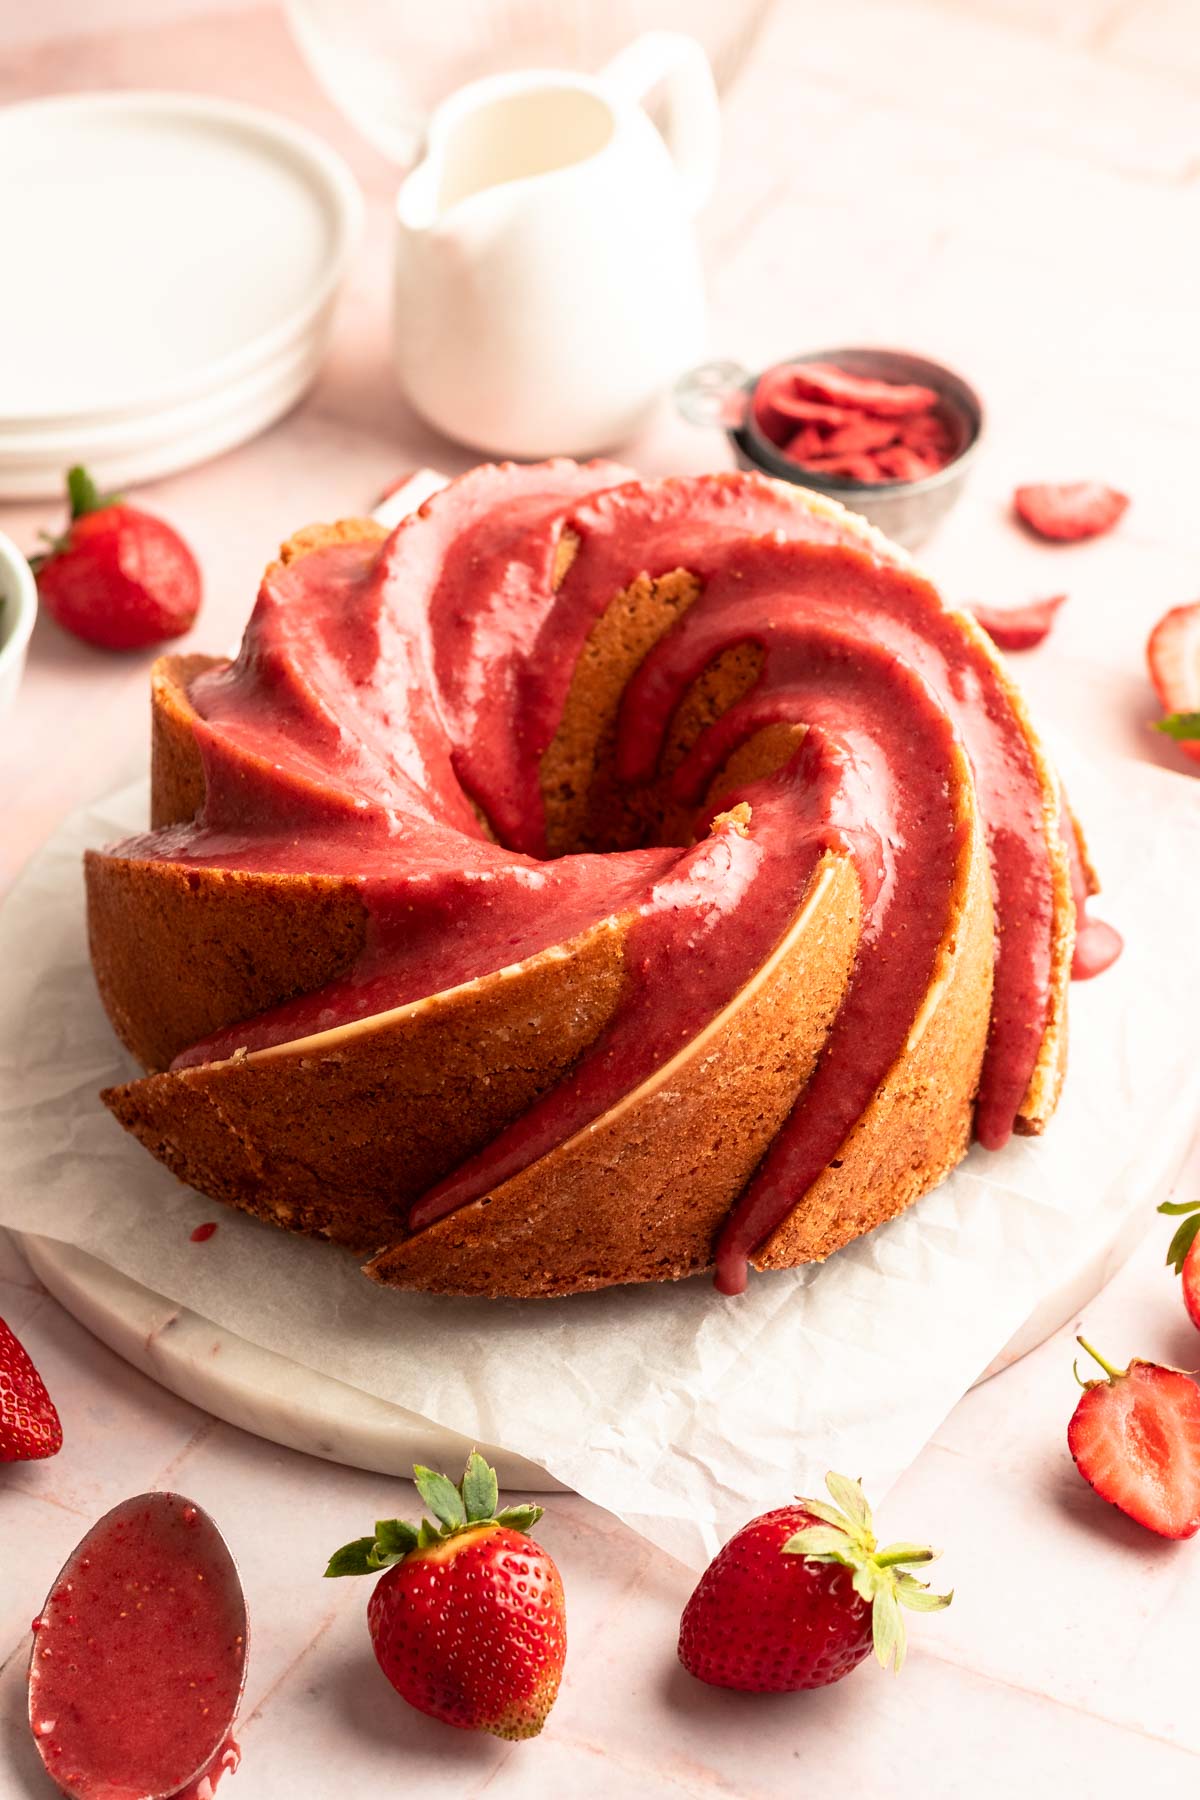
{"left": 28, "top": 1494, "right": 246, "bottom": 1800}
{"left": 1060, "top": 802, "right": 1124, "bottom": 980}
{"left": 103, "top": 464, "right": 1120, "bottom": 1291}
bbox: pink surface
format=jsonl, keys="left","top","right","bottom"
{"left": 2, "top": 0, "right": 1200, "bottom": 1793}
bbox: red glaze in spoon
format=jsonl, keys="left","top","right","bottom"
{"left": 28, "top": 1492, "right": 247, "bottom": 1800}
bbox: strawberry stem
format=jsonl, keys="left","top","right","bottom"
{"left": 874, "top": 1545, "right": 937, "bottom": 1569}
{"left": 1075, "top": 1336, "right": 1128, "bottom": 1385}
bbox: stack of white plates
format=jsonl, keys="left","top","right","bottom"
{"left": 0, "top": 92, "right": 363, "bottom": 499}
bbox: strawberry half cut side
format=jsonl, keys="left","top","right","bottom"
{"left": 1067, "top": 1337, "right": 1200, "bottom": 1539}
{"left": 1159, "top": 1199, "right": 1200, "bottom": 1331}
{"left": 1147, "top": 600, "right": 1200, "bottom": 766}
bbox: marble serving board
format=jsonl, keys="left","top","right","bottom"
{"left": 14, "top": 1173, "right": 1157, "bottom": 1494}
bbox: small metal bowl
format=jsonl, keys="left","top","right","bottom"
{"left": 676, "top": 346, "right": 984, "bottom": 550}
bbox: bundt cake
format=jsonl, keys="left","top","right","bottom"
{"left": 85, "top": 463, "right": 1120, "bottom": 1299}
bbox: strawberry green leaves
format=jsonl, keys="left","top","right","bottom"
{"left": 782, "top": 1472, "right": 952, "bottom": 1672}
{"left": 325, "top": 1537, "right": 382, "bottom": 1578}
{"left": 461, "top": 1448, "right": 500, "bottom": 1523}
{"left": 325, "top": 1451, "right": 544, "bottom": 1577}
{"left": 414, "top": 1464, "right": 467, "bottom": 1531}
{"left": 1153, "top": 712, "right": 1200, "bottom": 743}
{"left": 1160, "top": 1199, "right": 1200, "bottom": 1275}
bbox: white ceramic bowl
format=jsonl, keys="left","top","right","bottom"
{"left": 0, "top": 532, "right": 37, "bottom": 723}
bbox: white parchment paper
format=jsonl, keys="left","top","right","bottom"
{"left": 1, "top": 748, "right": 1197, "bottom": 1567}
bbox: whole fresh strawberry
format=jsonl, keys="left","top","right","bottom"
{"left": 0, "top": 1317, "right": 62, "bottom": 1462}
{"left": 33, "top": 465, "right": 201, "bottom": 651}
{"left": 1159, "top": 1199, "right": 1200, "bottom": 1331}
{"left": 678, "top": 1472, "right": 951, "bottom": 1692}
{"left": 326, "top": 1452, "right": 565, "bottom": 1739}
{"left": 1068, "top": 1337, "right": 1200, "bottom": 1538}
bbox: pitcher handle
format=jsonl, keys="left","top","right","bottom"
{"left": 600, "top": 31, "right": 720, "bottom": 217}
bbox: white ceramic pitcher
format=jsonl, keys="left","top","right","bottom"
{"left": 392, "top": 32, "right": 720, "bottom": 458}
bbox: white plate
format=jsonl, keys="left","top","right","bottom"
{"left": 0, "top": 332, "right": 331, "bottom": 499}
{"left": 0, "top": 91, "right": 362, "bottom": 492}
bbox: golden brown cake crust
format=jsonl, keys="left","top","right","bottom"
{"left": 102, "top": 915, "right": 632, "bottom": 1251}
{"left": 86, "top": 853, "right": 368, "bottom": 1074}
{"left": 365, "top": 853, "right": 862, "bottom": 1296}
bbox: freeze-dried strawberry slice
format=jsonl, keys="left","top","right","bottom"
{"left": 1147, "top": 599, "right": 1200, "bottom": 767}
{"left": 783, "top": 425, "right": 831, "bottom": 463}
{"left": 969, "top": 594, "right": 1066, "bottom": 652}
{"left": 787, "top": 362, "right": 939, "bottom": 417}
{"left": 795, "top": 452, "right": 884, "bottom": 483}
{"left": 896, "top": 412, "right": 955, "bottom": 454}
{"left": 821, "top": 417, "right": 899, "bottom": 456}
{"left": 1013, "top": 481, "right": 1129, "bottom": 542}
{"left": 753, "top": 373, "right": 858, "bottom": 428}
{"left": 874, "top": 444, "right": 937, "bottom": 482}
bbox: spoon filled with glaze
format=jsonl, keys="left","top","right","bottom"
{"left": 28, "top": 1491, "right": 248, "bottom": 1800}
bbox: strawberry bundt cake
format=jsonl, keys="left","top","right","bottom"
{"left": 85, "top": 463, "right": 1119, "bottom": 1298}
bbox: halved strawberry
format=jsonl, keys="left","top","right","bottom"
{"left": 1159, "top": 1199, "right": 1200, "bottom": 1331}
{"left": 1067, "top": 1338, "right": 1200, "bottom": 1538}
{"left": 969, "top": 594, "right": 1066, "bottom": 652}
{"left": 1147, "top": 600, "right": 1200, "bottom": 767}
{"left": 0, "top": 1317, "right": 62, "bottom": 1462}
{"left": 1014, "top": 481, "right": 1128, "bottom": 542}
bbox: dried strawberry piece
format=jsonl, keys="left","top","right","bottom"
{"left": 782, "top": 425, "right": 831, "bottom": 462}
{"left": 874, "top": 444, "right": 937, "bottom": 482}
{"left": 1014, "top": 482, "right": 1129, "bottom": 542}
{"left": 820, "top": 417, "right": 899, "bottom": 456}
{"left": 755, "top": 374, "right": 858, "bottom": 427}
{"left": 895, "top": 411, "right": 955, "bottom": 455}
{"left": 968, "top": 594, "right": 1067, "bottom": 652}
{"left": 795, "top": 452, "right": 885, "bottom": 483}
{"left": 787, "top": 361, "right": 939, "bottom": 418}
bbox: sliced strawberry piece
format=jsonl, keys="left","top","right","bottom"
{"left": 1067, "top": 1338, "right": 1200, "bottom": 1539}
{"left": 1013, "top": 481, "right": 1129, "bottom": 542}
{"left": 968, "top": 594, "right": 1066, "bottom": 652}
{"left": 1147, "top": 600, "right": 1200, "bottom": 767}
{"left": 787, "top": 361, "right": 939, "bottom": 418}
{"left": 1159, "top": 1200, "right": 1200, "bottom": 1332}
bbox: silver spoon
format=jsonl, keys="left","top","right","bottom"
{"left": 28, "top": 1491, "right": 248, "bottom": 1800}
